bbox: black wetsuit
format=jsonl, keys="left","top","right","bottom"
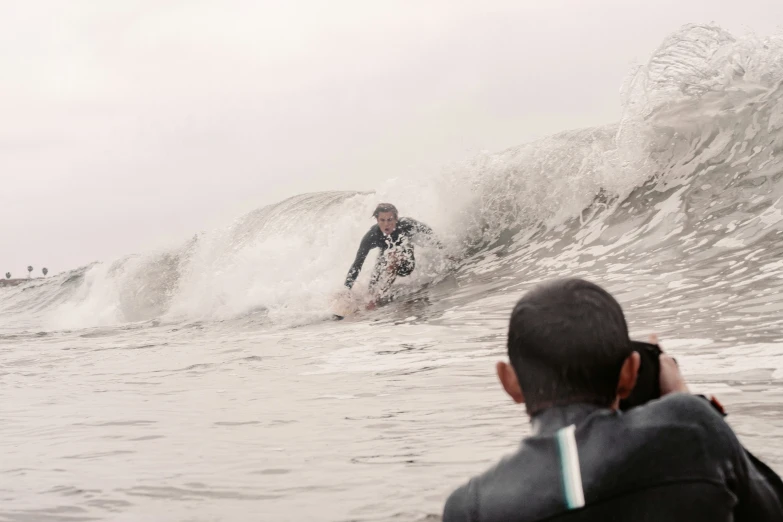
{"left": 443, "top": 394, "right": 783, "bottom": 522}
{"left": 344, "top": 217, "right": 440, "bottom": 290}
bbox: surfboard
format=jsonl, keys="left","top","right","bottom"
{"left": 329, "top": 256, "right": 460, "bottom": 320}
{"left": 329, "top": 289, "right": 396, "bottom": 320}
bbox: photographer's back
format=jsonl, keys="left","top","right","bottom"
{"left": 444, "top": 393, "right": 781, "bottom": 522}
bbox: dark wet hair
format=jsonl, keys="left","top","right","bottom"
{"left": 507, "top": 278, "right": 632, "bottom": 415}
{"left": 372, "top": 203, "right": 398, "bottom": 219}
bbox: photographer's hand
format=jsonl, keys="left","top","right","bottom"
{"left": 652, "top": 334, "right": 690, "bottom": 395}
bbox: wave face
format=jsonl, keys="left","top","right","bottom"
{"left": 3, "top": 24, "right": 783, "bottom": 332}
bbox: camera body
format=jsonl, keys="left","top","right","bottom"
{"left": 619, "top": 341, "right": 663, "bottom": 411}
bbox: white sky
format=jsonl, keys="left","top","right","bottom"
{"left": 1, "top": 0, "right": 781, "bottom": 277}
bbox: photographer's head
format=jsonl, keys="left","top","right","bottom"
{"left": 497, "top": 278, "right": 640, "bottom": 416}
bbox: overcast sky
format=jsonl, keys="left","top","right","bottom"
{"left": 1, "top": 0, "right": 781, "bottom": 277}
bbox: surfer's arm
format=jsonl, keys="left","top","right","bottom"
{"left": 344, "top": 230, "right": 376, "bottom": 288}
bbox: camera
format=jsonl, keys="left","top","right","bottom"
{"left": 619, "top": 340, "right": 662, "bottom": 411}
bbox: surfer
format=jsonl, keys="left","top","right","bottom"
{"left": 343, "top": 203, "right": 446, "bottom": 307}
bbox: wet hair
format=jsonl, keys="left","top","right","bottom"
{"left": 507, "top": 278, "right": 632, "bottom": 415}
{"left": 372, "top": 203, "right": 398, "bottom": 219}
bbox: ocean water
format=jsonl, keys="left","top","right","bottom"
{"left": 3, "top": 23, "right": 783, "bottom": 521}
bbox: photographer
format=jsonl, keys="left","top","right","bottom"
{"left": 443, "top": 278, "right": 783, "bottom": 522}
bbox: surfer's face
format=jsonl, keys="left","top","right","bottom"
{"left": 376, "top": 212, "right": 398, "bottom": 235}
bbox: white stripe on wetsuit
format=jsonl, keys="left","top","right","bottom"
{"left": 556, "top": 424, "right": 585, "bottom": 509}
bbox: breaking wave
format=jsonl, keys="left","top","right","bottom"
{"left": 2, "top": 23, "right": 783, "bottom": 332}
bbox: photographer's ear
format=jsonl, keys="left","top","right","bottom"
{"left": 497, "top": 361, "right": 525, "bottom": 404}
{"left": 617, "top": 351, "right": 641, "bottom": 400}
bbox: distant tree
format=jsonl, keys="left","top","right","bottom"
{"left": 4, "top": 272, "right": 10, "bottom": 279}
{"left": 42, "top": 267, "right": 48, "bottom": 277}
{"left": 27, "top": 266, "right": 33, "bottom": 278}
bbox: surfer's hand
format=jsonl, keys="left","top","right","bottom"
{"left": 366, "top": 300, "right": 377, "bottom": 311}
{"left": 386, "top": 252, "right": 400, "bottom": 267}
{"left": 333, "top": 288, "right": 353, "bottom": 305}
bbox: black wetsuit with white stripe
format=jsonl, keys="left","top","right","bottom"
{"left": 443, "top": 394, "right": 783, "bottom": 522}
{"left": 344, "top": 217, "right": 440, "bottom": 289}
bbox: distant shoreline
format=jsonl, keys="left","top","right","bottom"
{"left": 0, "top": 278, "right": 41, "bottom": 287}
